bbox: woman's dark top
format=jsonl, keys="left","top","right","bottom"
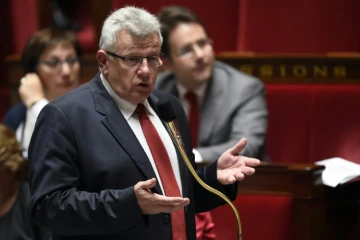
{"left": 0, "top": 183, "right": 51, "bottom": 240}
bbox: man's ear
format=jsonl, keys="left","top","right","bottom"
{"left": 97, "top": 50, "right": 109, "bottom": 75}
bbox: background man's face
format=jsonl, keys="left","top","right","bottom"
{"left": 167, "top": 23, "right": 215, "bottom": 90}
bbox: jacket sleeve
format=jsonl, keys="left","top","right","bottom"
{"left": 28, "top": 103, "right": 145, "bottom": 236}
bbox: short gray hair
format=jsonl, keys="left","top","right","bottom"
{"left": 99, "top": 6, "right": 163, "bottom": 51}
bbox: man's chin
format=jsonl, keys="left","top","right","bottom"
{"left": 193, "top": 73, "right": 211, "bottom": 84}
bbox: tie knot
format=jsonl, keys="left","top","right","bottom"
{"left": 184, "top": 91, "right": 197, "bottom": 105}
{"left": 135, "top": 104, "right": 148, "bottom": 118}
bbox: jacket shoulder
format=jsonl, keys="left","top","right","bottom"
{"left": 214, "top": 61, "right": 265, "bottom": 91}
{"left": 156, "top": 71, "right": 176, "bottom": 90}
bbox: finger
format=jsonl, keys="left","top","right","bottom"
{"left": 226, "top": 138, "right": 247, "bottom": 156}
{"left": 157, "top": 197, "right": 190, "bottom": 212}
{"left": 156, "top": 195, "right": 189, "bottom": 205}
{"left": 241, "top": 166, "right": 256, "bottom": 175}
{"left": 234, "top": 172, "right": 245, "bottom": 181}
{"left": 20, "top": 77, "right": 27, "bottom": 84}
{"left": 244, "top": 158, "right": 261, "bottom": 167}
{"left": 226, "top": 175, "right": 237, "bottom": 184}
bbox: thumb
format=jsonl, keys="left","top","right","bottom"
{"left": 140, "top": 178, "right": 157, "bottom": 189}
{"left": 226, "top": 138, "right": 247, "bottom": 156}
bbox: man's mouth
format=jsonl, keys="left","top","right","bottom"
{"left": 137, "top": 83, "right": 150, "bottom": 88}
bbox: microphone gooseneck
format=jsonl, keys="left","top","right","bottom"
{"left": 157, "top": 98, "right": 243, "bottom": 240}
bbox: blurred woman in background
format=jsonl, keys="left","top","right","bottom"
{"left": 0, "top": 124, "right": 50, "bottom": 239}
{"left": 4, "top": 28, "right": 82, "bottom": 156}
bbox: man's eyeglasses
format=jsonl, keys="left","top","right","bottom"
{"left": 39, "top": 57, "right": 79, "bottom": 71}
{"left": 176, "top": 38, "right": 213, "bottom": 59}
{"left": 105, "top": 51, "right": 165, "bottom": 68}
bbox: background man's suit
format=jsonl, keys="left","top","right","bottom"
{"left": 156, "top": 61, "right": 268, "bottom": 161}
{"left": 28, "top": 73, "right": 237, "bottom": 240}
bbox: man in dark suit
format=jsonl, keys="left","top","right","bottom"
{"left": 28, "top": 6, "right": 260, "bottom": 240}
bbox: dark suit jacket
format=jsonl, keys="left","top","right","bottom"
{"left": 28, "top": 73, "right": 237, "bottom": 240}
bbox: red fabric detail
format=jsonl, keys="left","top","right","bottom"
{"left": 72, "top": 1, "right": 96, "bottom": 52}
{"left": 309, "top": 85, "right": 360, "bottom": 163}
{"left": 10, "top": 0, "right": 39, "bottom": 53}
{"left": 111, "top": 0, "right": 239, "bottom": 52}
{"left": 184, "top": 91, "right": 200, "bottom": 148}
{"left": 75, "top": 20, "right": 96, "bottom": 52}
{"left": 136, "top": 104, "right": 186, "bottom": 240}
{"left": 266, "top": 84, "right": 360, "bottom": 164}
{"left": 237, "top": 0, "right": 360, "bottom": 53}
{"left": 211, "top": 194, "right": 293, "bottom": 240}
{"left": 195, "top": 212, "right": 216, "bottom": 240}
{"left": 265, "top": 84, "right": 312, "bottom": 163}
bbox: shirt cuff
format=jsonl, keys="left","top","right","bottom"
{"left": 193, "top": 149, "right": 204, "bottom": 163}
{"left": 29, "top": 98, "right": 49, "bottom": 115}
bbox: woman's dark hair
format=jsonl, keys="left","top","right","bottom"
{"left": 157, "top": 6, "right": 206, "bottom": 57}
{"left": 21, "top": 28, "right": 82, "bottom": 73}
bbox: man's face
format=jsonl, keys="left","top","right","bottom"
{"left": 97, "top": 31, "right": 162, "bottom": 104}
{"left": 166, "top": 23, "right": 215, "bottom": 90}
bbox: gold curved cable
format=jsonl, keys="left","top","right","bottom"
{"left": 167, "top": 121, "right": 242, "bottom": 240}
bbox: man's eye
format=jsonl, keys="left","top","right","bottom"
{"left": 198, "top": 39, "right": 207, "bottom": 48}
{"left": 147, "top": 56, "right": 158, "bottom": 63}
{"left": 126, "top": 57, "right": 140, "bottom": 63}
{"left": 178, "top": 46, "right": 192, "bottom": 56}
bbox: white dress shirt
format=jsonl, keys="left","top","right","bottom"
{"left": 176, "top": 82, "right": 208, "bottom": 162}
{"left": 100, "top": 74, "right": 182, "bottom": 195}
{"left": 16, "top": 99, "right": 49, "bottom": 158}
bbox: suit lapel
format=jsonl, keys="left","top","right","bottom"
{"left": 90, "top": 75, "right": 162, "bottom": 194}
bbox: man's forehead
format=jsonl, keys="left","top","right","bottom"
{"left": 169, "top": 23, "right": 207, "bottom": 45}
{"left": 115, "top": 31, "right": 161, "bottom": 52}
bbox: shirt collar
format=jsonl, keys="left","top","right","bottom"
{"left": 176, "top": 81, "right": 208, "bottom": 105}
{"left": 100, "top": 73, "right": 153, "bottom": 120}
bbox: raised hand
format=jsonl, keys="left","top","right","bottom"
{"left": 217, "top": 138, "right": 261, "bottom": 185}
{"left": 19, "top": 73, "right": 45, "bottom": 108}
{"left": 134, "top": 178, "right": 190, "bottom": 214}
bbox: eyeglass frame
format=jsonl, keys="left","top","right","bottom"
{"left": 175, "top": 38, "right": 213, "bottom": 59}
{"left": 38, "top": 57, "right": 80, "bottom": 71}
{"left": 105, "top": 51, "right": 165, "bottom": 67}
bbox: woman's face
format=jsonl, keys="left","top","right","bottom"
{"left": 37, "top": 43, "right": 81, "bottom": 101}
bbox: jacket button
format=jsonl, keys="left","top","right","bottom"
{"left": 163, "top": 213, "right": 170, "bottom": 223}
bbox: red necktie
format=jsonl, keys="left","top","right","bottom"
{"left": 135, "top": 104, "right": 187, "bottom": 240}
{"left": 184, "top": 92, "right": 199, "bottom": 148}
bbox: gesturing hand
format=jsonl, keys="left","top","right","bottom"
{"left": 134, "top": 178, "right": 190, "bottom": 215}
{"left": 217, "top": 138, "right": 261, "bottom": 185}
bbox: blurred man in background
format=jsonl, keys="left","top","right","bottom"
{"left": 156, "top": 6, "right": 268, "bottom": 239}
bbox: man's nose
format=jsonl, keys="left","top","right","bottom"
{"left": 137, "top": 58, "right": 151, "bottom": 77}
{"left": 192, "top": 45, "right": 205, "bottom": 59}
